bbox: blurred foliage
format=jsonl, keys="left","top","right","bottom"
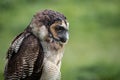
{"left": 0, "top": 0, "right": 120, "bottom": 80}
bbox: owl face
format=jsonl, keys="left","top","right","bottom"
{"left": 29, "top": 10, "right": 69, "bottom": 44}
{"left": 50, "top": 20, "right": 69, "bottom": 43}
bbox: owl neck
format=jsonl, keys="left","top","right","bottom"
{"left": 40, "top": 40, "right": 64, "bottom": 65}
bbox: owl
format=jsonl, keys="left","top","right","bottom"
{"left": 4, "top": 9, "right": 69, "bottom": 80}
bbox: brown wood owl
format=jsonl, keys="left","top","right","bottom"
{"left": 4, "top": 9, "right": 69, "bottom": 80}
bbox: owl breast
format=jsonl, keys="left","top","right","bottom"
{"left": 40, "top": 41, "right": 64, "bottom": 80}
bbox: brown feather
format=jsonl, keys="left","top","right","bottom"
{"left": 4, "top": 33, "right": 44, "bottom": 80}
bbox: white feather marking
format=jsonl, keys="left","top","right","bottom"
{"left": 31, "top": 25, "right": 48, "bottom": 40}
{"left": 61, "top": 20, "right": 69, "bottom": 29}
{"left": 11, "top": 36, "right": 24, "bottom": 53}
{"left": 66, "top": 32, "right": 69, "bottom": 40}
{"left": 38, "top": 25, "right": 48, "bottom": 40}
{"left": 61, "top": 20, "right": 66, "bottom": 28}
{"left": 66, "top": 22, "right": 69, "bottom": 29}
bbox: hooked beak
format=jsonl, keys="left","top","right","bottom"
{"left": 59, "top": 32, "right": 69, "bottom": 43}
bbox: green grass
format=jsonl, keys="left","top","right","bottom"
{"left": 0, "top": 0, "right": 120, "bottom": 80}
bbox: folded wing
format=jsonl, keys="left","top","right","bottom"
{"left": 4, "top": 32, "right": 44, "bottom": 80}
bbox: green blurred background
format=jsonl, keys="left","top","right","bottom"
{"left": 0, "top": 0, "right": 120, "bottom": 80}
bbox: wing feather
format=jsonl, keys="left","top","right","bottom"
{"left": 4, "top": 32, "right": 44, "bottom": 80}
{"left": 7, "top": 32, "right": 30, "bottom": 59}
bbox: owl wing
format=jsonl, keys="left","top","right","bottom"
{"left": 4, "top": 32, "right": 44, "bottom": 80}
{"left": 6, "top": 32, "right": 30, "bottom": 59}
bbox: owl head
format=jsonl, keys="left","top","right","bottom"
{"left": 27, "top": 9, "right": 69, "bottom": 44}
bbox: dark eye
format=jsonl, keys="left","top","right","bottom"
{"left": 56, "top": 26, "right": 65, "bottom": 32}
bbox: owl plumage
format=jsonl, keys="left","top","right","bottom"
{"left": 4, "top": 9, "right": 69, "bottom": 80}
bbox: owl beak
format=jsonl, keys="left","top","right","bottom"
{"left": 60, "top": 37, "right": 67, "bottom": 43}
{"left": 60, "top": 32, "right": 69, "bottom": 43}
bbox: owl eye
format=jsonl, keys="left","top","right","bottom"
{"left": 56, "top": 26, "right": 65, "bottom": 32}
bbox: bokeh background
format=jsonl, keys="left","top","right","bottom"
{"left": 0, "top": 0, "right": 120, "bottom": 80}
